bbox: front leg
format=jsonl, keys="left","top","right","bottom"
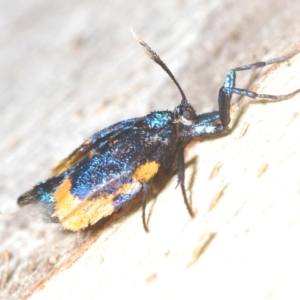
{"left": 219, "top": 48, "right": 300, "bottom": 130}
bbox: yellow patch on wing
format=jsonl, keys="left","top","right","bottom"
{"left": 53, "top": 178, "right": 141, "bottom": 231}
{"left": 88, "top": 149, "right": 97, "bottom": 159}
{"left": 133, "top": 161, "right": 160, "bottom": 182}
{"left": 52, "top": 179, "right": 80, "bottom": 217}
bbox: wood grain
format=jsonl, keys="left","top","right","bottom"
{"left": 1, "top": 0, "right": 300, "bottom": 299}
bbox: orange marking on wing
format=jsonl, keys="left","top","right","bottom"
{"left": 88, "top": 149, "right": 97, "bottom": 159}
{"left": 53, "top": 178, "right": 81, "bottom": 218}
{"left": 108, "top": 139, "right": 118, "bottom": 146}
{"left": 54, "top": 180, "right": 141, "bottom": 231}
{"left": 133, "top": 161, "right": 160, "bottom": 182}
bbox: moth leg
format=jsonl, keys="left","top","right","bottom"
{"left": 218, "top": 48, "right": 300, "bottom": 130}
{"left": 233, "top": 48, "right": 300, "bottom": 72}
{"left": 142, "top": 182, "right": 150, "bottom": 232}
{"left": 177, "top": 143, "right": 194, "bottom": 218}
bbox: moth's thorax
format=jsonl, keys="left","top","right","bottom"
{"left": 143, "top": 110, "right": 173, "bottom": 129}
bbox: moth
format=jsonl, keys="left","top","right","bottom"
{"left": 18, "top": 31, "right": 300, "bottom": 232}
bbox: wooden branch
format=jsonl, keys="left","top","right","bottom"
{"left": 2, "top": 2, "right": 300, "bottom": 299}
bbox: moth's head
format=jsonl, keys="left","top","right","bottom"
{"left": 174, "top": 101, "right": 197, "bottom": 125}
{"left": 133, "top": 31, "right": 225, "bottom": 138}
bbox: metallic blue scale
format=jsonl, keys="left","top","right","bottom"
{"left": 143, "top": 111, "right": 172, "bottom": 129}
{"left": 66, "top": 113, "right": 176, "bottom": 201}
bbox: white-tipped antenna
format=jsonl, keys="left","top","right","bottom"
{"left": 131, "top": 29, "right": 187, "bottom": 104}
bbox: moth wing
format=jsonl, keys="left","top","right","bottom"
{"left": 52, "top": 170, "right": 144, "bottom": 231}
{"left": 51, "top": 117, "right": 143, "bottom": 175}
{"left": 18, "top": 168, "right": 144, "bottom": 231}
{"left": 19, "top": 114, "right": 175, "bottom": 231}
{"left": 52, "top": 128, "right": 165, "bottom": 230}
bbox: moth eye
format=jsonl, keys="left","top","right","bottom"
{"left": 182, "top": 109, "right": 195, "bottom": 120}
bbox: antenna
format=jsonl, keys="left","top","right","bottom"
{"left": 131, "top": 29, "right": 187, "bottom": 104}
